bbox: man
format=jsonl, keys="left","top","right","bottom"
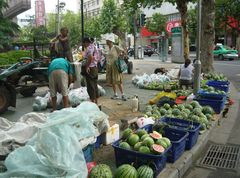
{"left": 50, "top": 27, "right": 73, "bottom": 62}
{"left": 48, "top": 58, "right": 73, "bottom": 111}
{"left": 82, "top": 37, "right": 99, "bottom": 104}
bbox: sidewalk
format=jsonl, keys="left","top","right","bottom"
{"left": 95, "top": 58, "right": 239, "bottom": 177}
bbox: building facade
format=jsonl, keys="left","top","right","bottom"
{"left": 77, "top": 0, "right": 123, "bottom": 18}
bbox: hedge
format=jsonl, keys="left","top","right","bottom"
{"left": 0, "top": 50, "right": 32, "bottom": 66}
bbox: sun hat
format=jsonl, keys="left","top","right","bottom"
{"left": 105, "top": 33, "right": 115, "bottom": 43}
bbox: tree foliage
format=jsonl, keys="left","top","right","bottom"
{"left": 187, "top": 8, "right": 197, "bottom": 44}
{"left": 0, "top": 0, "right": 19, "bottom": 49}
{"left": 99, "top": 0, "right": 128, "bottom": 42}
{"left": 146, "top": 13, "right": 167, "bottom": 35}
{"left": 84, "top": 17, "right": 101, "bottom": 40}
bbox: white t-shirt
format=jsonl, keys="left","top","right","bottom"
{"left": 180, "top": 64, "right": 194, "bottom": 80}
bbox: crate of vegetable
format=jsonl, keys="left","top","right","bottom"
{"left": 142, "top": 124, "right": 189, "bottom": 163}
{"left": 197, "top": 89, "right": 226, "bottom": 99}
{"left": 206, "top": 81, "right": 229, "bottom": 93}
{"left": 158, "top": 117, "right": 201, "bottom": 150}
{"left": 194, "top": 96, "right": 226, "bottom": 114}
{"left": 112, "top": 127, "right": 171, "bottom": 177}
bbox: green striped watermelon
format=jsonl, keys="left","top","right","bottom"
{"left": 89, "top": 164, "right": 112, "bottom": 178}
{"left": 137, "top": 165, "right": 154, "bottom": 178}
{"left": 115, "top": 164, "right": 138, "bottom": 178}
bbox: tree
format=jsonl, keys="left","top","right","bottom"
{"left": 200, "top": 0, "right": 215, "bottom": 73}
{"left": 146, "top": 13, "right": 167, "bottom": 35}
{"left": 99, "top": 0, "right": 128, "bottom": 48}
{"left": 215, "top": 0, "right": 240, "bottom": 50}
{"left": 84, "top": 17, "right": 102, "bottom": 40}
{"left": 187, "top": 8, "right": 197, "bottom": 44}
{"left": 0, "top": 0, "right": 19, "bottom": 50}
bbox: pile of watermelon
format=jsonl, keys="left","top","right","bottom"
{"left": 115, "top": 164, "right": 154, "bottom": 178}
{"left": 200, "top": 85, "right": 226, "bottom": 95}
{"left": 144, "top": 101, "right": 215, "bottom": 130}
{"left": 204, "top": 73, "right": 227, "bottom": 81}
{"left": 119, "top": 128, "right": 171, "bottom": 155}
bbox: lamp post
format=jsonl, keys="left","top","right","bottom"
{"left": 81, "top": 0, "right": 84, "bottom": 50}
{"left": 193, "top": 0, "right": 202, "bottom": 95}
{"left": 56, "top": 0, "right": 66, "bottom": 34}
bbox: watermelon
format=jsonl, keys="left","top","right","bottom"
{"left": 202, "top": 106, "right": 214, "bottom": 115}
{"left": 193, "top": 108, "right": 202, "bottom": 116}
{"left": 151, "top": 144, "right": 165, "bottom": 154}
{"left": 172, "top": 108, "right": 181, "bottom": 116}
{"left": 119, "top": 142, "right": 131, "bottom": 150}
{"left": 185, "top": 104, "right": 193, "bottom": 111}
{"left": 136, "top": 129, "right": 148, "bottom": 138}
{"left": 142, "top": 137, "right": 155, "bottom": 147}
{"left": 140, "top": 134, "right": 150, "bottom": 141}
{"left": 161, "top": 137, "right": 171, "bottom": 147}
{"left": 155, "top": 138, "right": 168, "bottom": 149}
{"left": 122, "top": 128, "right": 132, "bottom": 139}
{"left": 115, "top": 164, "right": 138, "bottom": 178}
{"left": 137, "top": 165, "right": 154, "bottom": 178}
{"left": 89, "top": 164, "right": 112, "bottom": 178}
{"left": 205, "top": 113, "right": 213, "bottom": 120}
{"left": 177, "top": 104, "right": 185, "bottom": 111}
{"left": 159, "top": 108, "right": 167, "bottom": 115}
{"left": 133, "top": 142, "right": 142, "bottom": 151}
{"left": 163, "top": 103, "right": 171, "bottom": 110}
{"left": 127, "top": 134, "right": 140, "bottom": 146}
{"left": 149, "top": 131, "right": 162, "bottom": 140}
{"left": 139, "top": 146, "right": 151, "bottom": 154}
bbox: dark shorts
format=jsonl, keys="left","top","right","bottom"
{"left": 86, "top": 67, "right": 99, "bottom": 100}
{"left": 179, "top": 79, "right": 193, "bottom": 89}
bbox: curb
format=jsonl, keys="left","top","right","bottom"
{"left": 157, "top": 117, "right": 220, "bottom": 178}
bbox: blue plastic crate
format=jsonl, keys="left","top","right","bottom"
{"left": 112, "top": 140, "right": 170, "bottom": 178}
{"left": 206, "top": 81, "right": 229, "bottom": 93}
{"left": 95, "top": 134, "right": 103, "bottom": 149}
{"left": 207, "top": 80, "right": 229, "bottom": 86}
{"left": 141, "top": 124, "right": 189, "bottom": 163}
{"left": 83, "top": 144, "right": 94, "bottom": 163}
{"left": 159, "top": 117, "right": 201, "bottom": 150}
{"left": 194, "top": 96, "right": 226, "bottom": 114}
{"left": 197, "top": 90, "right": 226, "bottom": 99}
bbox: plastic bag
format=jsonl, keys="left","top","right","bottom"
{"left": 32, "top": 96, "right": 48, "bottom": 111}
{"left": 69, "top": 87, "right": 89, "bottom": 107}
{"left": 137, "top": 117, "right": 155, "bottom": 128}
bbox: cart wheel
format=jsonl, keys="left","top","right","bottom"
{"left": 127, "top": 61, "right": 133, "bottom": 74}
{"left": 0, "top": 86, "right": 10, "bottom": 114}
{"left": 19, "top": 86, "right": 37, "bottom": 97}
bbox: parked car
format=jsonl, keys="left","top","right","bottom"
{"left": 128, "top": 46, "right": 155, "bottom": 57}
{"left": 213, "top": 44, "right": 238, "bottom": 60}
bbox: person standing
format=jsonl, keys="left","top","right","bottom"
{"left": 178, "top": 59, "right": 194, "bottom": 89}
{"left": 82, "top": 37, "right": 99, "bottom": 104}
{"left": 50, "top": 27, "right": 73, "bottom": 62}
{"left": 48, "top": 58, "right": 73, "bottom": 111}
{"left": 105, "top": 34, "right": 127, "bottom": 101}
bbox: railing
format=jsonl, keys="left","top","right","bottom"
{"left": 3, "top": 0, "right": 31, "bottom": 19}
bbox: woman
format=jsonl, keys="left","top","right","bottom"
{"left": 82, "top": 37, "right": 99, "bottom": 104}
{"left": 178, "top": 59, "right": 194, "bottom": 89}
{"left": 105, "top": 34, "right": 127, "bottom": 101}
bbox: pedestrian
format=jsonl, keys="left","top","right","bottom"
{"left": 178, "top": 59, "right": 194, "bottom": 89}
{"left": 48, "top": 57, "right": 73, "bottom": 111}
{"left": 82, "top": 37, "right": 99, "bottom": 104}
{"left": 50, "top": 27, "right": 73, "bottom": 62}
{"left": 105, "top": 34, "right": 127, "bottom": 101}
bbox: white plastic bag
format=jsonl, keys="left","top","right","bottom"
{"left": 137, "top": 117, "right": 155, "bottom": 128}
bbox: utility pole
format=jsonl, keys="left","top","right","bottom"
{"left": 193, "top": 0, "right": 202, "bottom": 95}
{"left": 81, "top": 0, "right": 84, "bottom": 51}
{"left": 57, "top": 0, "right": 60, "bottom": 34}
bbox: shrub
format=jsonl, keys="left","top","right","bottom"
{"left": 0, "top": 50, "right": 31, "bottom": 66}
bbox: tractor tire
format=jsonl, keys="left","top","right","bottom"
{"left": 0, "top": 86, "right": 10, "bottom": 114}
{"left": 127, "top": 61, "right": 133, "bottom": 74}
{"left": 19, "top": 87, "right": 37, "bottom": 97}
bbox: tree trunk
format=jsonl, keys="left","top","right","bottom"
{"left": 176, "top": 0, "right": 189, "bottom": 60}
{"left": 236, "top": 33, "right": 240, "bottom": 51}
{"left": 200, "top": 0, "right": 215, "bottom": 73}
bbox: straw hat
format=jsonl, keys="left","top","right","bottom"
{"left": 105, "top": 33, "right": 115, "bottom": 43}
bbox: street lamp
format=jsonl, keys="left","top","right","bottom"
{"left": 193, "top": 0, "right": 202, "bottom": 95}
{"left": 56, "top": 0, "right": 65, "bottom": 34}
{"left": 81, "top": 0, "right": 84, "bottom": 50}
